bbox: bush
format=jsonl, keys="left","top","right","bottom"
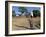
{"left": 33, "top": 10, "right": 40, "bottom": 17}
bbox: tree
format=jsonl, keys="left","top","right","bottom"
{"left": 12, "top": 10, "right": 16, "bottom": 17}
{"left": 19, "top": 7, "right": 34, "bottom": 29}
{"left": 18, "top": 7, "right": 28, "bottom": 16}
{"left": 33, "top": 10, "right": 40, "bottom": 17}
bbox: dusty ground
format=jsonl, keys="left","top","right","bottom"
{"left": 12, "top": 16, "right": 40, "bottom": 30}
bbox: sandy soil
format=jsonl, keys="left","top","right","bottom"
{"left": 12, "top": 16, "right": 40, "bottom": 30}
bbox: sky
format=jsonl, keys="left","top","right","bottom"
{"left": 12, "top": 6, "right": 40, "bottom": 15}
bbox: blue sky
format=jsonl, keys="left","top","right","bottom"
{"left": 12, "top": 6, "right": 40, "bottom": 15}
